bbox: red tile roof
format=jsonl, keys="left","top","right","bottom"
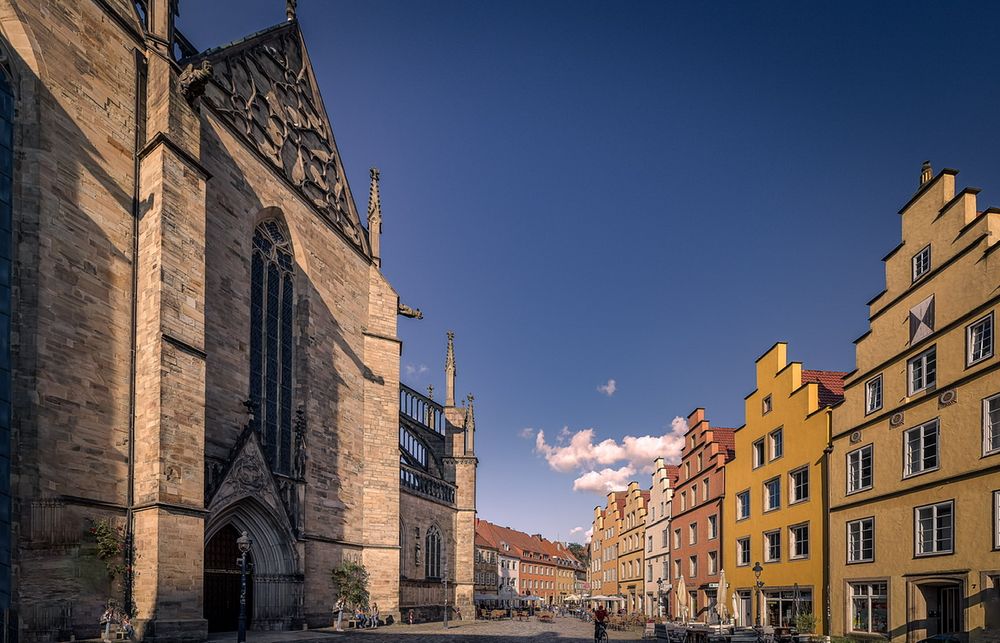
{"left": 475, "top": 519, "right": 580, "bottom": 567}
{"left": 712, "top": 427, "right": 737, "bottom": 461}
{"left": 802, "top": 369, "right": 847, "bottom": 407}
{"left": 663, "top": 464, "right": 680, "bottom": 484}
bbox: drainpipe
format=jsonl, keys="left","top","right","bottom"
{"left": 822, "top": 409, "right": 833, "bottom": 640}
{"left": 125, "top": 49, "right": 148, "bottom": 617}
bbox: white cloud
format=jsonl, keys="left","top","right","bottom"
{"left": 584, "top": 527, "right": 593, "bottom": 543}
{"left": 518, "top": 427, "right": 535, "bottom": 439}
{"left": 404, "top": 363, "right": 429, "bottom": 378}
{"left": 533, "top": 416, "right": 688, "bottom": 476}
{"left": 569, "top": 526, "right": 585, "bottom": 536}
{"left": 597, "top": 379, "right": 617, "bottom": 397}
{"left": 572, "top": 465, "right": 636, "bottom": 493}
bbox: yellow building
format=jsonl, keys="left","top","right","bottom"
{"left": 725, "top": 343, "right": 844, "bottom": 634}
{"left": 830, "top": 165, "right": 1000, "bottom": 642}
{"left": 619, "top": 481, "right": 650, "bottom": 614}
{"left": 591, "top": 491, "right": 627, "bottom": 600}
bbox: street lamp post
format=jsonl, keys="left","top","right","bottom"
{"left": 752, "top": 562, "right": 764, "bottom": 629}
{"left": 442, "top": 557, "right": 449, "bottom": 629}
{"left": 656, "top": 578, "right": 663, "bottom": 620}
{"left": 236, "top": 531, "right": 252, "bottom": 643}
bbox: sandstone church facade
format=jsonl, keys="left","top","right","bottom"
{"left": 0, "top": 0, "right": 477, "bottom": 640}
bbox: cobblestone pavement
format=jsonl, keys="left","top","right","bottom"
{"left": 207, "top": 617, "right": 644, "bottom": 643}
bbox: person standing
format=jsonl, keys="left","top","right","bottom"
{"left": 334, "top": 596, "right": 346, "bottom": 632}
{"left": 370, "top": 602, "right": 379, "bottom": 628}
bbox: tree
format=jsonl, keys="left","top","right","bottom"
{"left": 331, "top": 561, "right": 371, "bottom": 610}
{"left": 566, "top": 542, "right": 590, "bottom": 567}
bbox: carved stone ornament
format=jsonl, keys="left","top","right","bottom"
{"left": 179, "top": 60, "right": 212, "bottom": 102}
{"left": 196, "top": 25, "right": 368, "bottom": 254}
{"left": 206, "top": 426, "right": 295, "bottom": 537}
{"left": 398, "top": 302, "right": 423, "bottom": 319}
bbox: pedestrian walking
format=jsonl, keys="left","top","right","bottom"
{"left": 334, "top": 596, "right": 346, "bottom": 632}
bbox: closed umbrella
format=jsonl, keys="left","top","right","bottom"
{"left": 731, "top": 592, "right": 740, "bottom": 628}
{"left": 715, "top": 569, "right": 728, "bottom": 633}
{"left": 675, "top": 575, "right": 688, "bottom": 622}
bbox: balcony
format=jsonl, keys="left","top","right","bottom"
{"left": 400, "top": 463, "right": 456, "bottom": 505}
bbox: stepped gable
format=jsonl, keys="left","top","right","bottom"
{"left": 711, "top": 427, "right": 737, "bottom": 461}
{"left": 663, "top": 464, "right": 680, "bottom": 484}
{"left": 189, "top": 21, "right": 370, "bottom": 256}
{"left": 801, "top": 369, "right": 848, "bottom": 407}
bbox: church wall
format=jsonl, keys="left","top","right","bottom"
{"left": 3, "top": 0, "right": 143, "bottom": 637}
{"left": 398, "top": 491, "right": 458, "bottom": 622}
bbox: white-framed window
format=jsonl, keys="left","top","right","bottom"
{"left": 697, "top": 453, "right": 703, "bottom": 471}
{"left": 847, "top": 517, "right": 874, "bottom": 563}
{"left": 769, "top": 428, "right": 784, "bottom": 460}
{"left": 680, "top": 492, "right": 687, "bottom": 512}
{"left": 850, "top": 582, "right": 888, "bottom": 634}
{"left": 736, "top": 490, "right": 750, "bottom": 520}
{"left": 673, "top": 529, "right": 680, "bottom": 549}
{"left": 648, "top": 535, "right": 653, "bottom": 552}
{"left": 764, "top": 530, "right": 780, "bottom": 562}
{"left": 847, "top": 444, "right": 873, "bottom": 494}
{"left": 685, "top": 462, "right": 691, "bottom": 479}
{"left": 762, "top": 395, "right": 772, "bottom": 415}
{"left": 984, "top": 393, "right": 1000, "bottom": 456}
{"left": 708, "top": 550, "right": 718, "bottom": 575}
{"left": 904, "top": 419, "right": 939, "bottom": 477}
{"left": 689, "top": 555, "right": 697, "bottom": 577}
{"left": 764, "top": 477, "right": 780, "bottom": 511}
{"left": 647, "top": 562, "right": 653, "bottom": 582}
{"left": 673, "top": 559, "right": 680, "bottom": 579}
{"left": 865, "top": 374, "right": 883, "bottom": 414}
{"left": 703, "top": 478, "right": 710, "bottom": 500}
{"left": 994, "top": 491, "right": 1000, "bottom": 550}
{"left": 752, "top": 439, "right": 765, "bottom": 468}
{"left": 661, "top": 527, "right": 668, "bottom": 548}
{"left": 688, "top": 523, "right": 697, "bottom": 545}
{"left": 915, "top": 500, "right": 953, "bottom": 555}
{"left": 908, "top": 347, "right": 937, "bottom": 395}
{"left": 789, "top": 466, "right": 809, "bottom": 504}
{"left": 708, "top": 514, "right": 718, "bottom": 540}
{"left": 912, "top": 244, "right": 931, "bottom": 281}
{"left": 789, "top": 523, "right": 809, "bottom": 559}
{"left": 736, "top": 537, "right": 750, "bottom": 567}
{"left": 968, "top": 313, "right": 994, "bottom": 366}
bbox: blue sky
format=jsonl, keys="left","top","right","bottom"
{"left": 180, "top": 1, "right": 1000, "bottom": 543}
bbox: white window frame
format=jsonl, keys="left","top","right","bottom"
{"left": 903, "top": 418, "right": 939, "bottom": 478}
{"left": 752, "top": 439, "right": 765, "bottom": 469}
{"left": 908, "top": 347, "right": 937, "bottom": 396}
{"left": 703, "top": 478, "right": 710, "bottom": 500}
{"left": 688, "top": 523, "right": 697, "bottom": 545}
{"left": 986, "top": 393, "right": 1000, "bottom": 457}
{"left": 789, "top": 523, "right": 809, "bottom": 559}
{"left": 915, "top": 500, "right": 954, "bottom": 556}
{"left": 912, "top": 244, "right": 931, "bottom": 282}
{"left": 763, "top": 530, "right": 780, "bottom": 562}
{"left": 789, "top": 466, "right": 809, "bottom": 504}
{"left": 847, "top": 517, "right": 874, "bottom": 563}
{"left": 994, "top": 490, "right": 1000, "bottom": 550}
{"left": 736, "top": 537, "right": 750, "bottom": 567}
{"left": 736, "top": 489, "right": 750, "bottom": 520}
{"left": 968, "top": 313, "right": 994, "bottom": 366}
{"left": 850, "top": 582, "right": 888, "bottom": 634}
{"left": 689, "top": 556, "right": 697, "bottom": 577}
{"left": 708, "top": 550, "right": 718, "bottom": 575}
{"left": 847, "top": 444, "right": 873, "bottom": 494}
{"left": 764, "top": 477, "right": 781, "bottom": 512}
{"left": 708, "top": 514, "right": 718, "bottom": 540}
{"left": 865, "top": 374, "right": 883, "bottom": 415}
{"left": 762, "top": 395, "right": 772, "bottom": 415}
{"left": 769, "top": 428, "right": 784, "bottom": 460}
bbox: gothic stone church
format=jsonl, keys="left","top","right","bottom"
{"left": 0, "top": 0, "right": 478, "bottom": 640}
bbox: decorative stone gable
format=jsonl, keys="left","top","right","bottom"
{"left": 207, "top": 426, "right": 296, "bottom": 537}
{"left": 195, "top": 24, "right": 370, "bottom": 255}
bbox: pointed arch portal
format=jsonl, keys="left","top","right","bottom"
{"left": 204, "top": 498, "right": 303, "bottom": 631}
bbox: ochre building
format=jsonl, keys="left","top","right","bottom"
{"left": 830, "top": 165, "right": 1000, "bottom": 642}
{"left": 1, "top": 1, "right": 477, "bottom": 640}
{"left": 617, "top": 481, "right": 649, "bottom": 614}
{"left": 724, "top": 343, "right": 844, "bottom": 633}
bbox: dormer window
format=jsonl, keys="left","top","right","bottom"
{"left": 912, "top": 245, "right": 931, "bottom": 282}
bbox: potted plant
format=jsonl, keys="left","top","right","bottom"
{"left": 794, "top": 612, "right": 817, "bottom": 641}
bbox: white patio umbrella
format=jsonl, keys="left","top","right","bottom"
{"left": 731, "top": 592, "right": 740, "bottom": 628}
{"left": 675, "top": 575, "right": 688, "bottom": 622}
{"left": 715, "top": 569, "right": 729, "bottom": 633}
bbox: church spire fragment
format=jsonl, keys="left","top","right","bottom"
{"left": 368, "top": 167, "right": 382, "bottom": 266}
{"left": 445, "top": 331, "right": 456, "bottom": 406}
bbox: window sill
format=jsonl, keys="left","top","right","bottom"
{"left": 763, "top": 507, "right": 781, "bottom": 514}
{"left": 967, "top": 353, "right": 993, "bottom": 369}
{"left": 903, "top": 466, "right": 939, "bottom": 480}
{"left": 846, "top": 559, "right": 874, "bottom": 565}
{"left": 914, "top": 550, "right": 954, "bottom": 558}
{"left": 789, "top": 497, "right": 809, "bottom": 506}
{"left": 846, "top": 486, "right": 873, "bottom": 497}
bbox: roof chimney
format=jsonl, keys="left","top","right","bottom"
{"left": 920, "top": 160, "right": 933, "bottom": 186}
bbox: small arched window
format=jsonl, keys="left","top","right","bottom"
{"left": 249, "top": 220, "right": 295, "bottom": 474}
{"left": 425, "top": 526, "right": 442, "bottom": 579}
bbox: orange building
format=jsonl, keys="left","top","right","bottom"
{"left": 475, "top": 519, "right": 580, "bottom": 606}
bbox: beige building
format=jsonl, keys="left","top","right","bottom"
{"left": 590, "top": 492, "right": 626, "bottom": 601}
{"left": 0, "top": 1, "right": 476, "bottom": 639}
{"left": 645, "top": 458, "right": 678, "bottom": 618}
{"left": 618, "top": 482, "right": 650, "bottom": 614}
{"left": 830, "top": 164, "right": 1000, "bottom": 642}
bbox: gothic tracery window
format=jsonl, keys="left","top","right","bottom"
{"left": 425, "top": 526, "right": 442, "bottom": 579}
{"left": 250, "top": 220, "right": 295, "bottom": 474}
